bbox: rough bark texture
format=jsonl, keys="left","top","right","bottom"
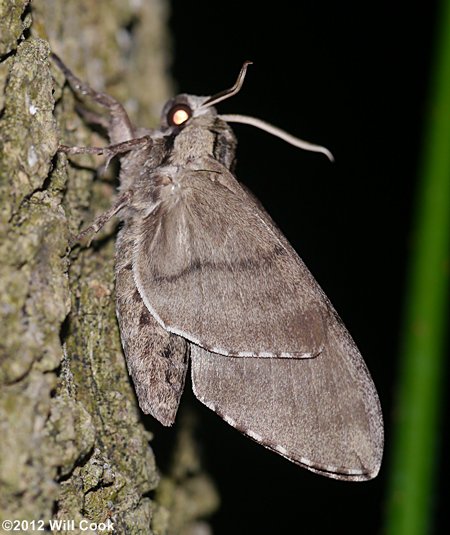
{"left": 0, "top": 1, "right": 218, "bottom": 533}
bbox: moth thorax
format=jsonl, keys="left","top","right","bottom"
{"left": 171, "top": 127, "right": 216, "bottom": 163}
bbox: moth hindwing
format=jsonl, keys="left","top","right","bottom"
{"left": 54, "top": 54, "right": 383, "bottom": 481}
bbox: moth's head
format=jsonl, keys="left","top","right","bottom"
{"left": 159, "top": 93, "right": 218, "bottom": 132}
{"left": 159, "top": 61, "right": 252, "bottom": 135}
{"left": 159, "top": 92, "right": 237, "bottom": 169}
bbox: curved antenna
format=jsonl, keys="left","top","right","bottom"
{"left": 202, "top": 61, "right": 253, "bottom": 108}
{"left": 219, "top": 114, "right": 334, "bottom": 161}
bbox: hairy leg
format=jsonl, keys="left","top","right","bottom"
{"left": 52, "top": 53, "right": 134, "bottom": 143}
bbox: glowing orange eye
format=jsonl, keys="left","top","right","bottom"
{"left": 167, "top": 104, "right": 192, "bottom": 127}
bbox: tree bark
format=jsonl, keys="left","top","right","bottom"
{"left": 0, "top": 1, "right": 217, "bottom": 533}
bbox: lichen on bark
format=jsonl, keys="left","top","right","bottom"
{"left": 0, "top": 1, "right": 218, "bottom": 533}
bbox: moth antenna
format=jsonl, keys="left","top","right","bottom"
{"left": 218, "top": 114, "right": 334, "bottom": 161}
{"left": 203, "top": 61, "right": 253, "bottom": 108}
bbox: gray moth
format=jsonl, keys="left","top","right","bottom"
{"left": 54, "top": 55, "right": 383, "bottom": 481}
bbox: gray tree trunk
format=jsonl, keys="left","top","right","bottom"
{"left": 0, "top": 1, "right": 218, "bottom": 533}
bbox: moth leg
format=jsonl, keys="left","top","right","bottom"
{"left": 59, "top": 135, "right": 153, "bottom": 169}
{"left": 52, "top": 52, "right": 134, "bottom": 143}
{"left": 71, "top": 190, "right": 133, "bottom": 246}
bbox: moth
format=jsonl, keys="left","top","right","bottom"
{"left": 53, "top": 54, "right": 383, "bottom": 481}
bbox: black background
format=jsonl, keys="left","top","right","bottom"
{"left": 150, "top": 1, "right": 446, "bottom": 534}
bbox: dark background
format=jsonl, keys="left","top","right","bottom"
{"left": 152, "top": 1, "right": 445, "bottom": 534}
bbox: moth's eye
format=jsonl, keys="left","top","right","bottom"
{"left": 167, "top": 104, "right": 192, "bottom": 127}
